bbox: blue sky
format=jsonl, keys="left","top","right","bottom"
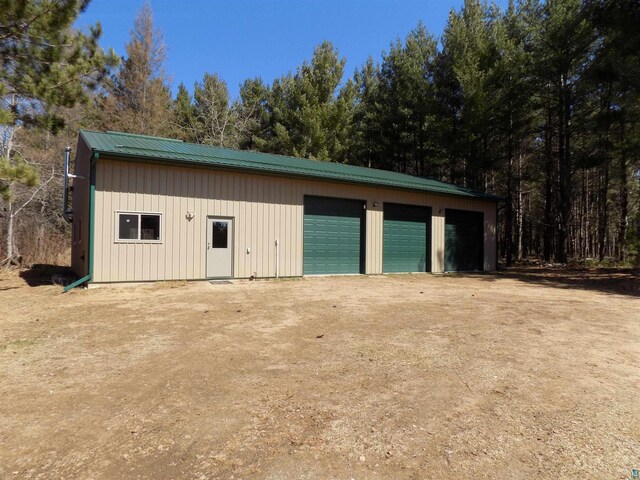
{"left": 77, "top": 0, "right": 507, "bottom": 99}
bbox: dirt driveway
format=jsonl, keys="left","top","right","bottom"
{"left": 0, "top": 268, "right": 639, "bottom": 479}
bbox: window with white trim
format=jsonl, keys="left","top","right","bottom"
{"left": 116, "top": 212, "right": 161, "bottom": 242}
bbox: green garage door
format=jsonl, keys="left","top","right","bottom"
{"left": 383, "top": 203, "right": 431, "bottom": 273}
{"left": 303, "top": 196, "right": 364, "bottom": 275}
{"left": 445, "top": 209, "right": 484, "bottom": 272}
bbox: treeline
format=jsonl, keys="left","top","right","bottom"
{"left": 1, "top": 0, "right": 639, "bottom": 266}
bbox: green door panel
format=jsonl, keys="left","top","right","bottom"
{"left": 383, "top": 204, "right": 431, "bottom": 273}
{"left": 303, "top": 196, "right": 364, "bottom": 275}
{"left": 445, "top": 209, "right": 484, "bottom": 272}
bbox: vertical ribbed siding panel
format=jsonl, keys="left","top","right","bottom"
{"left": 265, "top": 181, "right": 271, "bottom": 277}
{"left": 294, "top": 183, "right": 303, "bottom": 276}
{"left": 286, "top": 182, "right": 293, "bottom": 276}
{"left": 170, "top": 171, "right": 178, "bottom": 279}
{"left": 191, "top": 170, "right": 198, "bottom": 279}
{"left": 164, "top": 167, "right": 173, "bottom": 279}
{"left": 233, "top": 173, "right": 242, "bottom": 276}
{"left": 198, "top": 172, "right": 207, "bottom": 278}
{"left": 190, "top": 170, "right": 198, "bottom": 279}
{"left": 432, "top": 209, "right": 445, "bottom": 273}
{"left": 244, "top": 176, "right": 250, "bottom": 276}
{"left": 116, "top": 163, "right": 125, "bottom": 281}
{"left": 123, "top": 168, "right": 131, "bottom": 282}
{"left": 365, "top": 206, "right": 375, "bottom": 274}
{"left": 166, "top": 169, "right": 180, "bottom": 279}
{"left": 271, "top": 180, "right": 276, "bottom": 276}
{"left": 97, "top": 161, "right": 107, "bottom": 282}
{"left": 177, "top": 172, "right": 186, "bottom": 279}
{"left": 99, "top": 160, "right": 107, "bottom": 282}
{"left": 368, "top": 205, "right": 383, "bottom": 274}
{"left": 193, "top": 170, "right": 200, "bottom": 277}
{"left": 273, "top": 179, "right": 280, "bottom": 276}
{"left": 184, "top": 170, "right": 192, "bottom": 278}
{"left": 250, "top": 176, "right": 259, "bottom": 276}
{"left": 92, "top": 162, "right": 101, "bottom": 282}
{"left": 184, "top": 170, "right": 192, "bottom": 280}
{"left": 142, "top": 166, "right": 153, "bottom": 280}
{"left": 376, "top": 205, "right": 383, "bottom": 273}
{"left": 250, "top": 175, "right": 257, "bottom": 276}
{"left": 236, "top": 174, "right": 244, "bottom": 277}
{"left": 119, "top": 163, "right": 128, "bottom": 280}
{"left": 288, "top": 180, "right": 295, "bottom": 276}
{"left": 247, "top": 176, "right": 254, "bottom": 276}
{"left": 209, "top": 170, "right": 217, "bottom": 285}
{"left": 156, "top": 166, "right": 166, "bottom": 281}
{"left": 258, "top": 178, "right": 265, "bottom": 277}
{"left": 133, "top": 164, "right": 143, "bottom": 281}
{"left": 95, "top": 161, "right": 107, "bottom": 282}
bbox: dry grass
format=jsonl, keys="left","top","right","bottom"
{"left": 0, "top": 268, "right": 638, "bottom": 479}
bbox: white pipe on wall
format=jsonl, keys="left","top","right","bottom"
{"left": 275, "top": 239, "right": 280, "bottom": 278}
{"left": 62, "top": 146, "right": 89, "bottom": 223}
{"left": 62, "top": 147, "right": 71, "bottom": 222}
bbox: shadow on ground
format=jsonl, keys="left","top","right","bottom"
{"left": 468, "top": 267, "right": 640, "bottom": 298}
{"left": 18, "top": 264, "right": 74, "bottom": 287}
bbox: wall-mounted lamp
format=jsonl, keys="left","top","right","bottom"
{"left": 372, "top": 201, "right": 379, "bottom": 207}
{"left": 185, "top": 211, "right": 195, "bottom": 221}
{"left": 438, "top": 208, "right": 445, "bottom": 214}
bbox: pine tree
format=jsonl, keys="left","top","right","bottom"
{"left": 535, "top": 0, "right": 596, "bottom": 262}
{"left": 172, "top": 83, "right": 196, "bottom": 142}
{"left": 351, "top": 58, "right": 382, "bottom": 168}
{"left": 1, "top": 0, "right": 116, "bottom": 263}
{"left": 491, "top": 0, "right": 539, "bottom": 264}
{"left": 438, "top": 0, "right": 497, "bottom": 190}
{"left": 286, "top": 41, "right": 349, "bottom": 160}
{"left": 238, "top": 77, "right": 270, "bottom": 151}
{"left": 246, "top": 41, "right": 353, "bottom": 161}
{"left": 373, "top": 24, "right": 439, "bottom": 175}
{"left": 584, "top": 0, "right": 640, "bottom": 262}
{"left": 102, "top": 2, "right": 172, "bottom": 136}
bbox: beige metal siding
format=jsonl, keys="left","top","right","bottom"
{"left": 93, "top": 158, "right": 497, "bottom": 282}
{"left": 70, "top": 137, "right": 92, "bottom": 277}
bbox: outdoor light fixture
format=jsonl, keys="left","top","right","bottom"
{"left": 372, "top": 201, "right": 379, "bottom": 207}
{"left": 186, "top": 211, "right": 195, "bottom": 221}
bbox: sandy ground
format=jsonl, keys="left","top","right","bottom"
{"left": 0, "top": 267, "right": 639, "bottom": 480}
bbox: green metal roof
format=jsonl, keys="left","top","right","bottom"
{"left": 79, "top": 130, "right": 500, "bottom": 201}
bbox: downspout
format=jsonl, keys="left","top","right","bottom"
{"left": 64, "top": 152, "right": 97, "bottom": 292}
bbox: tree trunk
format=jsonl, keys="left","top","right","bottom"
{"left": 556, "top": 76, "right": 571, "bottom": 264}
{"left": 597, "top": 159, "right": 610, "bottom": 262}
{"left": 504, "top": 121, "right": 514, "bottom": 266}
{"left": 543, "top": 100, "right": 554, "bottom": 262}
{"left": 617, "top": 117, "right": 629, "bottom": 261}
{"left": 6, "top": 204, "right": 14, "bottom": 260}
{"left": 516, "top": 153, "right": 524, "bottom": 260}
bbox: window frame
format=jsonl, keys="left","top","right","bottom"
{"left": 114, "top": 211, "right": 163, "bottom": 244}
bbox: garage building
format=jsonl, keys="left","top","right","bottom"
{"left": 67, "top": 130, "right": 500, "bottom": 286}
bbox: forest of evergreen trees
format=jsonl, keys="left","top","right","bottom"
{"left": 1, "top": 0, "right": 639, "bottom": 267}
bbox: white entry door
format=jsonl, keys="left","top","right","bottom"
{"left": 206, "top": 218, "right": 233, "bottom": 278}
